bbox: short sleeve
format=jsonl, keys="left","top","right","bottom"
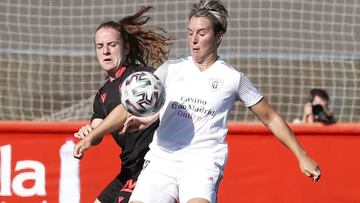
{"left": 154, "top": 60, "right": 169, "bottom": 84}
{"left": 91, "top": 91, "right": 106, "bottom": 121}
{"left": 236, "top": 73, "right": 263, "bottom": 107}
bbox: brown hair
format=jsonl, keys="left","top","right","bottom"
{"left": 95, "top": 6, "right": 173, "bottom": 66}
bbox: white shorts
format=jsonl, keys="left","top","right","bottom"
{"left": 129, "top": 157, "right": 223, "bottom": 203}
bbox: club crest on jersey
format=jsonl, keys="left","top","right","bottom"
{"left": 208, "top": 78, "right": 223, "bottom": 91}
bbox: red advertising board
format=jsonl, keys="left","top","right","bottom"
{"left": 1, "top": 121, "right": 360, "bottom": 203}
{"left": 0, "top": 121, "right": 119, "bottom": 203}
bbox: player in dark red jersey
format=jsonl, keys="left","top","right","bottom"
{"left": 73, "top": 6, "right": 172, "bottom": 203}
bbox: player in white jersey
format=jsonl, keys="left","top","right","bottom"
{"left": 144, "top": 56, "right": 263, "bottom": 168}
{"left": 74, "top": 0, "right": 321, "bottom": 203}
{"left": 126, "top": 56, "right": 265, "bottom": 203}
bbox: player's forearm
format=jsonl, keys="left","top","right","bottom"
{"left": 267, "top": 116, "right": 306, "bottom": 159}
{"left": 87, "top": 105, "right": 130, "bottom": 145}
{"left": 147, "top": 112, "right": 160, "bottom": 124}
{"left": 252, "top": 100, "right": 306, "bottom": 158}
{"left": 89, "top": 118, "right": 105, "bottom": 145}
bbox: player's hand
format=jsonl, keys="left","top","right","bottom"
{"left": 121, "top": 116, "right": 149, "bottom": 134}
{"left": 73, "top": 138, "right": 92, "bottom": 159}
{"left": 298, "top": 152, "right": 321, "bottom": 182}
{"left": 74, "top": 124, "right": 93, "bottom": 139}
{"left": 121, "top": 113, "right": 159, "bottom": 134}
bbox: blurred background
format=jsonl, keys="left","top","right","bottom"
{"left": 0, "top": 0, "right": 359, "bottom": 122}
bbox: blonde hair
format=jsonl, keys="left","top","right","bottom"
{"left": 189, "top": 0, "right": 229, "bottom": 33}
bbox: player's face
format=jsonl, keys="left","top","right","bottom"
{"left": 188, "top": 16, "right": 223, "bottom": 65}
{"left": 95, "top": 27, "right": 129, "bottom": 73}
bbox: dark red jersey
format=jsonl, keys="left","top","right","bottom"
{"left": 92, "top": 63, "right": 158, "bottom": 179}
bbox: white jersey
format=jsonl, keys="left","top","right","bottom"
{"left": 148, "top": 56, "right": 263, "bottom": 169}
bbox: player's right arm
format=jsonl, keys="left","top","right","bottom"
{"left": 74, "top": 92, "right": 106, "bottom": 143}
{"left": 74, "top": 118, "right": 103, "bottom": 139}
{"left": 73, "top": 104, "right": 131, "bottom": 159}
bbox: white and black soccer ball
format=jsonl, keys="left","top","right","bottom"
{"left": 121, "top": 71, "right": 166, "bottom": 117}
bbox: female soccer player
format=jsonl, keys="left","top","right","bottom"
{"left": 73, "top": 6, "right": 172, "bottom": 203}
{"left": 74, "top": 1, "right": 321, "bottom": 202}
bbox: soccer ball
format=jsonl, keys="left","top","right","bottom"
{"left": 121, "top": 71, "right": 166, "bottom": 117}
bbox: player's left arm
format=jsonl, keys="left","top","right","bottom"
{"left": 250, "top": 99, "right": 321, "bottom": 181}
{"left": 73, "top": 104, "right": 131, "bottom": 159}
{"left": 121, "top": 112, "right": 160, "bottom": 134}
{"left": 74, "top": 91, "right": 107, "bottom": 141}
